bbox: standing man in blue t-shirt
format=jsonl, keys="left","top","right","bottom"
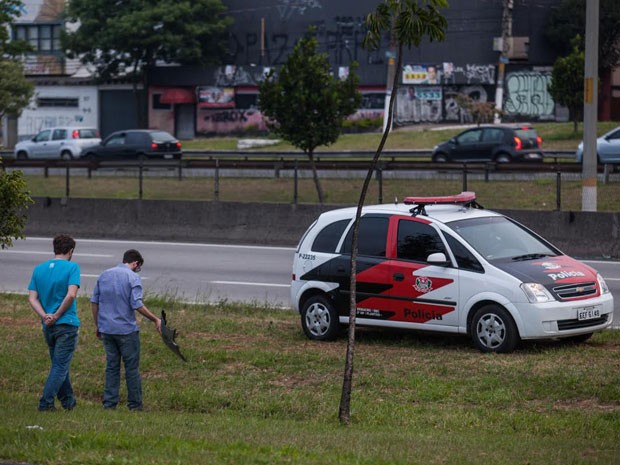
{"left": 28, "top": 235, "right": 81, "bottom": 411}
{"left": 91, "top": 249, "right": 161, "bottom": 411}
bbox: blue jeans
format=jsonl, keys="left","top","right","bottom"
{"left": 101, "top": 332, "right": 142, "bottom": 410}
{"left": 40, "top": 324, "right": 79, "bottom": 411}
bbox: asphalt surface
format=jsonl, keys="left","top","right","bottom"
{"left": 2, "top": 237, "right": 619, "bottom": 327}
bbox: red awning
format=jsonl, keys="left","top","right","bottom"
{"left": 159, "top": 88, "right": 195, "bottom": 104}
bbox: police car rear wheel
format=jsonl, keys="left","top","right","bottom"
{"left": 301, "top": 295, "right": 339, "bottom": 341}
{"left": 471, "top": 305, "right": 518, "bottom": 353}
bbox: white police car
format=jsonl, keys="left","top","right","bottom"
{"left": 291, "top": 192, "right": 614, "bottom": 353}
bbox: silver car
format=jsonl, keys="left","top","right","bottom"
{"left": 14, "top": 127, "right": 101, "bottom": 160}
{"left": 576, "top": 126, "right": 620, "bottom": 164}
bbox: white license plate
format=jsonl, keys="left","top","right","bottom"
{"left": 164, "top": 154, "right": 173, "bottom": 159}
{"left": 577, "top": 306, "right": 601, "bottom": 321}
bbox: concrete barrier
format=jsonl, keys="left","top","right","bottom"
{"left": 24, "top": 197, "right": 619, "bottom": 259}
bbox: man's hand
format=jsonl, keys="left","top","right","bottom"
{"left": 154, "top": 317, "right": 162, "bottom": 335}
{"left": 43, "top": 313, "right": 57, "bottom": 327}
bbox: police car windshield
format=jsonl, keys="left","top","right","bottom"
{"left": 446, "top": 216, "right": 559, "bottom": 261}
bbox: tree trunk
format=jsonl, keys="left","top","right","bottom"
{"left": 338, "top": 43, "right": 403, "bottom": 426}
{"left": 307, "top": 150, "right": 325, "bottom": 204}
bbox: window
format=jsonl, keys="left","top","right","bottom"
{"left": 105, "top": 134, "right": 126, "bottom": 146}
{"left": 312, "top": 219, "right": 350, "bottom": 253}
{"left": 52, "top": 129, "right": 67, "bottom": 141}
{"left": 457, "top": 129, "right": 482, "bottom": 144}
{"left": 482, "top": 128, "right": 504, "bottom": 142}
{"left": 37, "top": 97, "right": 79, "bottom": 108}
{"left": 152, "top": 94, "right": 172, "bottom": 110}
{"left": 341, "top": 216, "right": 389, "bottom": 257}
{"left": 235, "top": 93, "right": 258, "bottom": 110}
{"left": 13, "top": 24, "right": 62, "bottom": 53}
{"left": 34, "top": 130, "right": 51, "bottom": 143}
{"left": 397, "top": 220, "right": 446, "bottom": 262}
{"left": 444, "top": 233, "right": 484, "bottom": 272}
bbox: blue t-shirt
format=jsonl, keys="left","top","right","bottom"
{"left": 28, "top": 259, "right": 81, "bottom": 327}
{"left": 91, "top": 264, "right": 144, "bottom": 335}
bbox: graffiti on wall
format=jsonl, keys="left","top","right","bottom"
{"left": 443, "top": 85, "right": 490, "bottom": 123}
{"left": 504, "top": 69, "right": 554, "bottom": 119}
{"left": 395, "top": 86, "right": 443, "bottom": 124}
{"left": 443, "top": 64, "right": 496, "bottom": 85}
{"left": 228, "top": 15, "right": 382, "bottom": 67}
{"left": 198, "top": 109, "right": 267, "bottom": 133}
{"left": 277, "top": 0, "right": 322, "bottom": 19}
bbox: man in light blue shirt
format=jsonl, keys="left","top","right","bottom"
{"left": 91, "top": 249, "right": 161, "bottom": 410}
{"left": 28, "top": 235, "right": 80, "bottom": 411}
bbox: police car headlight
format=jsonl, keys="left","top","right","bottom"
{"left": 597, "top": 273, "right": 610, "bottom": 294}
{"left": 520, "top": 283, "right": 554, "bottom": 303}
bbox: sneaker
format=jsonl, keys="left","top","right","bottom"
{"left": 38, "top": 405, "right": 56, "bottom": 412}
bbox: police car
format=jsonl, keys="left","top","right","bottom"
{"left": 291, "top": 192, "right": 614, "bottom": 353}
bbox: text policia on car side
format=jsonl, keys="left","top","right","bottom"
{"left": 291, "top": 192, "right": 613, "bottom": 353}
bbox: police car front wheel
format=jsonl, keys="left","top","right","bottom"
{"left": 301, "top": 295, "right": 340, "bottom": 341}
{"left": 471, "top": 305, "right": 519, "bottom": 353}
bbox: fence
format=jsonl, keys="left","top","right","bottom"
{"left": 1, "top": 150, "right": 618, "bottom": 209}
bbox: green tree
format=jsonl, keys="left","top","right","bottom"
{"left": 0, "top": 1, "right": 31, "bottom": 55}
{"left": 338, "top": 0, "right": 447, "bottom": 426}
{"left": 63, "top": 0, "right": 232, "bottom": 126}
{"left": 545, "top": 0, "right": 620, "bottom": 72}
{"left": 0, "top": 60, "right": 34, "bottom": 122}
{"left": 0, "top": 169, "right": 33, "bottom": 249}
{"left": 455, "top": 94, "right": 499, "bottom": 126}
{"left": 0, "top": 0, "right": 34, "bottom": 130}
{"left": 259, "top": 29, "right": 362, "bottom": 204}
{"left": 548, "top": 36, "right": 584, "bottom": 134}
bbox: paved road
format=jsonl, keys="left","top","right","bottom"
{"left": 1, "top": 237, "right": 619, "bottom": 327}
{"left": 0, "top": 237, "right": 295, "bottom": 307}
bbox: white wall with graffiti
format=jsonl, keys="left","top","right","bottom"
{"left": 17, "top": 86, "right": 99, "bottom": 140}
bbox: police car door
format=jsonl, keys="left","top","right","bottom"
{"left": 386, "top": 216, "right": 460, "bottom": 329}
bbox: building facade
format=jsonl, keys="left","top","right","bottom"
{"left": 8, "top": 0, "right": 620, "bottom": 143}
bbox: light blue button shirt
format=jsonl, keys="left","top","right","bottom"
{"left": 91, "top": 264, "right": 144, "bottom": 335}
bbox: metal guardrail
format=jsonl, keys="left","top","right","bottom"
{"left": 2, "top": 149, "right": 617, "bottom": 207}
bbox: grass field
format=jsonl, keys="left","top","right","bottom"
{"left": 21, "top": 174, "right": 620, "bottom": 211}
{"left": 181, "top": 121, "right": 620, "bottom": 152}
{"left": 1, "top": 293, "right": 619, "bottom": 465}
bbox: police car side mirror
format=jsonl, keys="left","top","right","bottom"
{"left": 427, "top": 252, "right": 449, "bottom": 266}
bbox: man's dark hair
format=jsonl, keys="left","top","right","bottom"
{"left": 53, "top": 235, "right": 76, "bottom": 255}
{"left": 123, "top": 249, "right": 144, "bottom": 266}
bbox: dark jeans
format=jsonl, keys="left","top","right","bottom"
{"left": 40, "top": 324, "right": 79, "bottom": 411}
{"left": 101, "top": 332, "right": 142, "bottom": 410}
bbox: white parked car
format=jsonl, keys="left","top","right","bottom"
{"left": 291, "top": 192, "right": 614, "bottom": 353}
{"left": 14, "top": 127, "right": 101, "bottom": 160}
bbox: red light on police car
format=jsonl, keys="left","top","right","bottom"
{"left": 72, "top": 130, "right": 79, "bottom": 139}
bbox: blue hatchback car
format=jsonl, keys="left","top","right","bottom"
{"left": 576, "top": 126, "right": 620, "bottom": 164}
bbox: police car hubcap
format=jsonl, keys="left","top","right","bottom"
{"left": 477, "top": 314, "right": 506, "bottom": 349}
{"left": 306, "top": 303, "right": 330, "bottom": 336}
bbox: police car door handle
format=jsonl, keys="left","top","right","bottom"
{"left": 336, "top": 266, "right": 346, "bottom": 273}
{"left": 393, "top": 273, "right": 404, "bottom": 281}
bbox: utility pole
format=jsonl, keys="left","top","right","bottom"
{"left": 582, "top": 0, "right": 599, "bottom": 212}
{"left": 494, "top": 0, "right": 513, "bottom": 123}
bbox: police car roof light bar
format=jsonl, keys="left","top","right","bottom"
{"left": 404, "top": 192, "right": 483, "bottom": 216}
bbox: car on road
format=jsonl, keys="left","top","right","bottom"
{"left": 80, "top": 129, "right": 182, "bottom": 161}
{"left": 14, "top": 127, "right": 100, "bottom": 160}
{"left": 575, "top": 126, "right": 620, "bottom": 164}
{"left": 291, "top": 192, "right": 613, "bottom": 353}
{"left": 431, "top": 125, "right": 544, "bottom": 163}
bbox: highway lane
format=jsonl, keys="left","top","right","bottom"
{"left": 0, "top": 237, "right": 295, "bottom": 307}
{"left": 1, "top": 237, "right": 619, "bottom": 328}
